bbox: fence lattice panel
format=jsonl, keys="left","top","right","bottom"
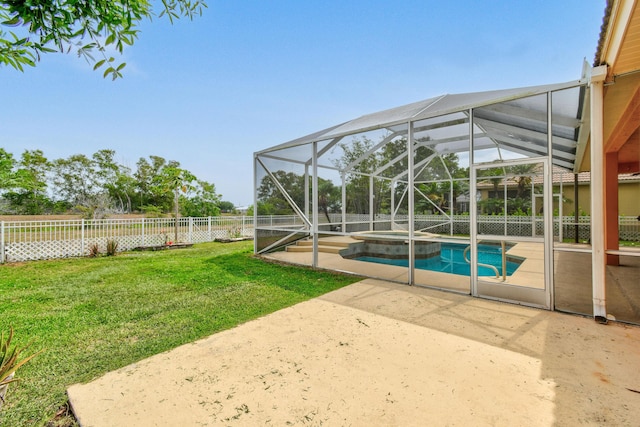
{"left": 1, "top": 216, "right": 256, "bottom": 263}
{"left": 6, "top": 239, "right": 84, "bottom": 262}
{"left": 2, "top": 215, "right": 639, "bottom": 263}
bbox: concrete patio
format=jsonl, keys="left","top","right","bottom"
{"left": 68, "top": 278, "right": 640, "bottom": 426}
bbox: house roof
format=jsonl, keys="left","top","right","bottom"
{"left": 593, "top": 0, "right": 640, "bottom": 78}
{"left": 594, "top": 0, "right": 615, "bottom": 67}
{"left": 476, "top": 170, "right": 638, "bottom": 189}
{"left": 550, "top": 170, "right": 639, "bottom": 185}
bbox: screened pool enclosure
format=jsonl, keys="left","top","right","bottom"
{"left": 254, "top": 80, "right": 595, "bottom": 312}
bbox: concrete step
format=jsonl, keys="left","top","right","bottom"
{"left": 286, "top": 245, "right": 312, "bottom": 253}
{"left": 286, "top": 244, "right": 345, "bottom": 254}
{"left": 296, "top": 239, "right": 352, "bottom": 248}
{"left": 317, "top": 245, "right": 345, "bottom": 254}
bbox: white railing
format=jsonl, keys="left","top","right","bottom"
{"left": 2, "top": 214, "right": 638, "bottom": 263}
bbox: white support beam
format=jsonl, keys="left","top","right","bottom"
{"left": 256, "top": 157, "right": 311, "bottom": 227}
{"left": 341, "top": 173, "right": 347, "bottom": 233}
{"left": 474, "top": 118, "right": 578, "bottom": 149}
{"left": 391, "top": 179, "right": 396, "bottom": 228}
{"left": 312, "top": 142, "right": 319, "bottom": 268}
{"left": 369, "top": 175, "right": 374, "bottom": 230}
{"left": 407, "top": 122, "right": 415, "bottom": 285}
{"left": 253, "top": 155, "right": 258, "bottom": 255}
{"left": 304, "top": 164, "right": 310, "bottom": 220}
{"left": 469, "top": 108, "right": 479, "bottom": 296}
{"left": 480, "top": 102, "right": 581, "bottom": 129}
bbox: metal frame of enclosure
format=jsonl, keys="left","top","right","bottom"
{"left": 254, "top": 77, "right": 637, "bottom": 323}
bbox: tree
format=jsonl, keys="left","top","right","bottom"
{"left": 476, "top": 167, "right": 505, "bottom": 215}
{"left": 217, "top": 200, "right": 235, "bottom": 213}
{"left": 11, "top": 149, "right": 51, "bottom": 214}
{"left": 334, "top": 135, "right": 412, "bottom": 215}
{"left": 257, "top": 171, "right": 306, "bottom": 215}
{"left": 180, "top": 179, "right": 220, "bottom": 217}
{"left": 92, "top": 149, "right": 134, "bottom": 213}
{"left": 249, "top": 201, "right": 276, "bottom": 216}
{"left": 133, "top": 157, "right": 155, "bottom": 210}
{"left": 416, "top": 153, "right": 467, "bottom": 214}
{"left": 1, "top": 0, "right": 207, "bottom": 79}
{"left": 316, "top": 178, "right": 341, "bottom": 223}
{"left": 51, "top": 154, "right": 97, "bottom": 207}
{"left": 334, "top": 137, "right": 378, "bottom": 214}
{"left": 134, "top": 155, "right": 179, "bottom": 211}
{"left": 155, "top": 165, "right": 195, "bottom": 241}
{"left": 511, "top": 164, "right": 536, "bottom": 198}
{"left": 112, "top": 168, "right": 137, "bottom": 213}
{"left": 0, "top": 148, "right": 15, "bottom": 189}
{"left": 51, "top": 152, "right": 115, "bottom": 218}
{"left": 1, "top": 147, "right": 224, "bottom": 216}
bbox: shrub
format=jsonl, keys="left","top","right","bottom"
{"left": 106, "top": 239, "right": 118, "bottom": 256}
{"left": 1, "top": 327, "right": 42, "bottom": 410}
{"left": 88, "top": 243, "right": 100, "bottom": 257}
{"left": 141, "top": 205, "right": 163, "bottom": 218}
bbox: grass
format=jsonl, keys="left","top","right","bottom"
{"left": 0, "top": 241, "right": 360, "bottom": 426}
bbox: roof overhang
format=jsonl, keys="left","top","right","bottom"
{"left": 591, "top": 0, "right": 640, "bottom": 173}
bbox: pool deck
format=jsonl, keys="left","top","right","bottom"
{"left": 267, "top": 236, "right": 544, "bottom": 292}
{"left": 481, "top": 241, "right": 546, "bottom": 289}
{"left": 268, "top": 236, "right": 640, "bottom": 323}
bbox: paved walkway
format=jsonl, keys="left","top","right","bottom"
{"left": 68, "top": 279, "right": 640, "bottom": 426}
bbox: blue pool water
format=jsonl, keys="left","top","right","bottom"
{"left": 355, "top": 243, "right": 521, "bottom": 277}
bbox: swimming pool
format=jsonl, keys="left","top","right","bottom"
{"left": 355, "top": 243, "right": 521, "bottom": 277}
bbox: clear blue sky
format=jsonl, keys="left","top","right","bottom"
{"left": 0, "top": 0, "right": 605, "bottom": 208}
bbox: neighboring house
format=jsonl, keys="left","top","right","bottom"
{"left": 552, "top": 171, "right": 639, "bottom": 217}
{"left": 236, "top": 206, "right": 250, "bottom": 215}
{"left": 474, "top": 169, "right": 640, "bottom": 217}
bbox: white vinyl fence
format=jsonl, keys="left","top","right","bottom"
{"left": 0, "top": 216, "right": 254, "bottom": 263}
{"left": 309, "top": 214, "right": 638, "bottom": 242}
{"left": 1, "top": 215, "right": 638, "bottom": 263}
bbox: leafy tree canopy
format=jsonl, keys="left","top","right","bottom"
{"left": 0, "top": 148, "right": 226, "bottom": 217}
{"left": 217, "top": 200, "right": 235, "bottom": 213}
{"left": 0, "top": 0, "right": 207, "bottom": 79}
{"left": 0, "top": 148, "right": 16, "bottom": 188}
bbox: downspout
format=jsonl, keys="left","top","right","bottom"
{"left": 590, "top": 65, "right": 608, "bottom": 322}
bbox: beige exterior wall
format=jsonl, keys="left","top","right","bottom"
{"left": 477, "top": 180, "right": 638, "bottom": 217}
{"left": 619, "top": 181, "right": 640, "bottom": 216}
{"left": 559, "top": 184, "right": 592, "bottom": 216}
{"left": 559, "top": 181, "right": 639, "bottom": 216}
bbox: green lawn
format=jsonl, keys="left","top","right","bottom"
{"left": 0, "top": 241, "right": 360, "bottom": 426}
